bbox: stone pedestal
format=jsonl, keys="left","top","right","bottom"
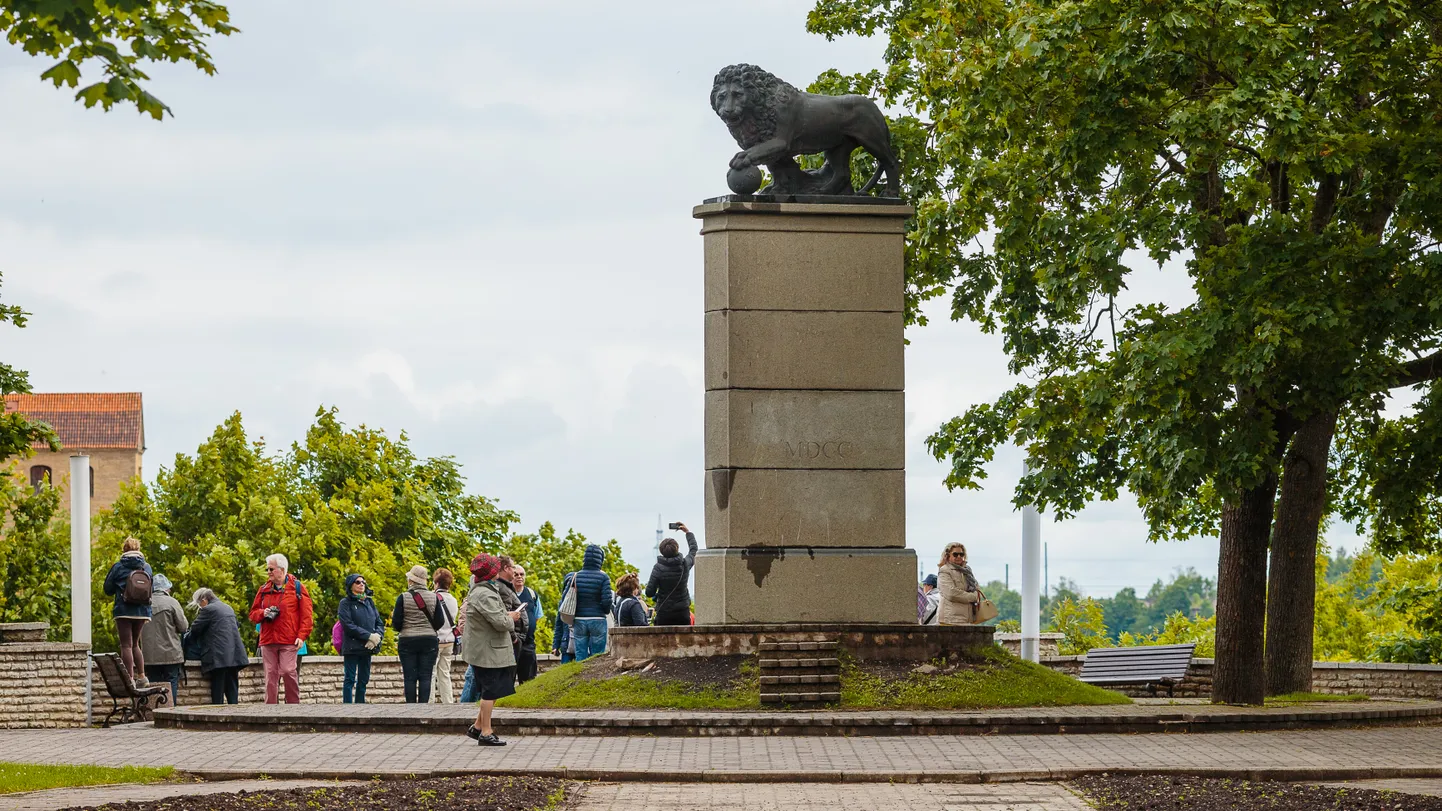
{"left": 693, "top": 199, "right": 916, "bottom": 625}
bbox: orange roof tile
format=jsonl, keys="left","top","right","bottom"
{"left": 3, "top": 393, "right": 144, "bottom": 451}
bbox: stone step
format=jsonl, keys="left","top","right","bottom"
{"left": 759, "top": 657, "right": 840, "bottom": 669}
{"left": 760, "top": 691, "right": 842, "bottom": 704}
{"left": 758, "top": 641, "right": 839, "bottom": 653}
{"left": 760, "top": 674, "right": 841, "bottom": 686}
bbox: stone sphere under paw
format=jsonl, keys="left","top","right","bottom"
{"left": 726, "top": 166, "right": 764, "bottom": 195}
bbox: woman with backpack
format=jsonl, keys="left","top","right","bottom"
{"left": 337, "top": 573, "right": 384, "bottom": 703}
{"left": 612, "top": 573, "right": 650, "bottom": 627}
{"left": 392, "top": 565, "right": 443, "bottom": 703}
{"left": 103, "top": 537, "right": 154, "bottom": 686}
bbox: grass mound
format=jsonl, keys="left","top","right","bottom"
{"left": 500, "top": 656, "right": 760, "bottom": 709}
{"left": 0, "top": 763, "right": 174, "bottom": 795}
{"left": 500, "top": 645, "right": 1131, "bottom": 710}
{"left": 841, "top": 646, "right": 1133, "bottom": 709}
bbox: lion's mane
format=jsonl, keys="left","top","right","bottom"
{"left": 711, "top": 63, "right": 800, "bottom": 149}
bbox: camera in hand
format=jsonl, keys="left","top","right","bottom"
{"left": 262, "top": 606, "right": 280, "bottom": 621}
{"left": 667, "top": 522, "right": 681, "bottom": 530}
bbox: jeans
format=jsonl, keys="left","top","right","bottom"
{"left": 398, "top": 635, "right": 439, "bottom": 703}
{"left": 459, "top": 664, "right": 477, "bottom": 703}
{"left": 560, "top": 651, "right": 575, "bottom": 664}
{"left": 259, "top": 644, "right": 300, "bottom": 704}
{"left": 343, "top": 654, "right": 371, "bottom": 703}
{"left": 144, "top": 664, "right": 181, "bottom": 706}
{"left": 208, "top": 666, "right": 240, "bottom": 704}
{"left": 573, "top": 617, "right": 607, "bottom": 661}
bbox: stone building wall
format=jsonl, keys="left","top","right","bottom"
{"left": 14, "top": 448, "right": 141, "bottom": 517}
{"left": 994, "top": 633, "right": 1063, "bottom": 658}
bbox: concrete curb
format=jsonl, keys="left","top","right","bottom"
{"left": 174, "top": 766, "right": 1442, "bottom": 785}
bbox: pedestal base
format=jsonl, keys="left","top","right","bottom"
{"left": 693, "top": 547, "right": 917, "bottom": 625}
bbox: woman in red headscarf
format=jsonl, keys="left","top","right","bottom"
{"left": 461, "top": 553, "right": 524, "bottom": 746}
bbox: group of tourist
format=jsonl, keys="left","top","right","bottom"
{"left": 99, "top": 520, "right": 703, "bottom": 734}
{"left": 918, "top": 542, "right": 984, "bottom": 625}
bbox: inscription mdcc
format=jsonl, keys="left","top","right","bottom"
{"left": 782, "top": 440, "right": 855, "bottom": 460}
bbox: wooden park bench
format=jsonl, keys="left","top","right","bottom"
{"left": 94, "top": 652, "right": 169, "bottom": 727}
{"left": 1077, "top": 643, "right": 1196, "bottom": 697}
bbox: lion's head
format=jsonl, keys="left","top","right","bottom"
{"left": 711, "top": 64, "right": 799, "bottom": 149}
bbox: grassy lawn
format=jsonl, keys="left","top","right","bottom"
{"left": 500, "top": 645, "right": 1131, "bottom": 711}
{"left": 0, "top": 763, "right": 175, "bottom": 795}
{"left": 1264, "top": 691, "right": 1369, "bottom": 705}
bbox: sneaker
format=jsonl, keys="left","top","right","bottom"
{"left": 476, "top": 733, "right": 507, "bottom": 747}
{"left": 133, "top": 676, "right": 149, "bottom": 688}
{"left": 465, "top": 725, "right": 481, "bottom": 741}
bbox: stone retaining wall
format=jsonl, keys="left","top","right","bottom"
{"left": 994, "top": 633, "right": 1063, "bottom": 658}
{"left": 1042, "top": 656, "right": 1442, "bottom": 699}
{"left": 88, "top": 654, "right": 562, "bottom": 707}
{"left": 0, "top": 640, "right": 91, "bottom": 728}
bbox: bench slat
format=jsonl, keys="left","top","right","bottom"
{"left": 1077, "top": 643, "right": 1196, "bottom": 689}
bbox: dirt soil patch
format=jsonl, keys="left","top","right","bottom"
{"left": 857, "top": 650, "right": 985, "bottom": 681}
{"left": 1072, "top": 774, "right": 1442, "bottom": 810}
{"left": 64, "top": 775, "right": 575, "bottom": 811}
{"left": 578, "top": 653, "right": 752, "bottom": 690}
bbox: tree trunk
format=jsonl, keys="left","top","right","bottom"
{"left": 1264, "top": 408, "right": 1338, "bottom": 696}
{"left": 1212, "top": 473, "right": 1279, "bottom": 705}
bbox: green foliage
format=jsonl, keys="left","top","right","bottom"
{"left": 0, "top": 763, "right": 172, "bottom": 794}
{"left": 0, "top": 464, "right": 70, "bottom": 638}
{"left": 89, "top": 407, "right": 628, "bottom": 655}
{"left": 2, "top": 0, "right": 238, "bottom": 119}
{"left": 1119, "top": 613, "right": 1218, "bottom": 658}
{"left": 1049, "top": 597, "right": 1110, "bottom": 655}
{"left": 811, "top": 0, "right": 1442, "bottom": 550}
{"left": 839, "top": 647, "right": 1132, "bottom": 709}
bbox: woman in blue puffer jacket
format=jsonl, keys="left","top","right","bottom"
{"left": 568, "top": 545, "right": 613, "bottom": 661}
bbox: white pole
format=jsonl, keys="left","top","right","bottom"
{"left": 70, "top": 455, "right": 91, "bottom": 646}
{"left": 1021, "top": 461, "right": 1041, "bottom": 663}
{"left": 656, "top": 514, "right": 663, "bottom": 549}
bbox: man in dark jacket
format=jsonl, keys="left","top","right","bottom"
{"left": 337, "top": 573, "right": 385, "bottom": 703}
{"left": 646, "top": 523, "right": 698, "bottom": 626}
{"left": 570, "top": 544, "right": 612, "bottom": 660}
{"left": 512, "top": 565, "right": 541, "bottom": 683}
{"left": 184, "top": 588, "right": 250, "bottom": 704}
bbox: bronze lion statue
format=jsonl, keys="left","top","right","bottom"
{"left": 711, "top": 63, "right": 901, "bottom": 198}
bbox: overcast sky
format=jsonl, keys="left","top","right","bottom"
{"left": 0, "top": 0, "right": 1369, "bottom": 598}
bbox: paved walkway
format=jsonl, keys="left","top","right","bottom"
{"left": 2, "top": 724, "right": 1442, "bottom": 782}
{"left": 0, "top": 780, "right": 337, "bottom": 811}
{"left": 152, "top": 698, "right": 1442, "bottom": 736}
{"left": 577, "top": 783, "right": 1088, "bottom": 810}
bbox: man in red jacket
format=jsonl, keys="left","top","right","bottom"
{"left": 248, "top": 553, "right": 314, "bottom": 704}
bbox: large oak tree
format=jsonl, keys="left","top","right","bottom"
{"left": 811, "top": 0, "right": 1442, "bottom": 702}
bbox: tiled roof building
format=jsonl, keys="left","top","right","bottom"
{"left": 3, "top": 392, "right": 145, "bottom": 515}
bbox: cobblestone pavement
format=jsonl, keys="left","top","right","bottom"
{"left": 0, "top": 780, "right": 338, "bottom": 811}
{"left": 1, "top": 724, "right": 1442, "bottom": 782}
{"left": 1316, "top": 778, "right": 1442, "bottom": 797}
{"left": 575, "top": 782, "right": 1089, "bottom": 810}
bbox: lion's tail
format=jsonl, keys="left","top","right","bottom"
{"left": 858, "top": 164, "right": 886, "bottom": 195}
